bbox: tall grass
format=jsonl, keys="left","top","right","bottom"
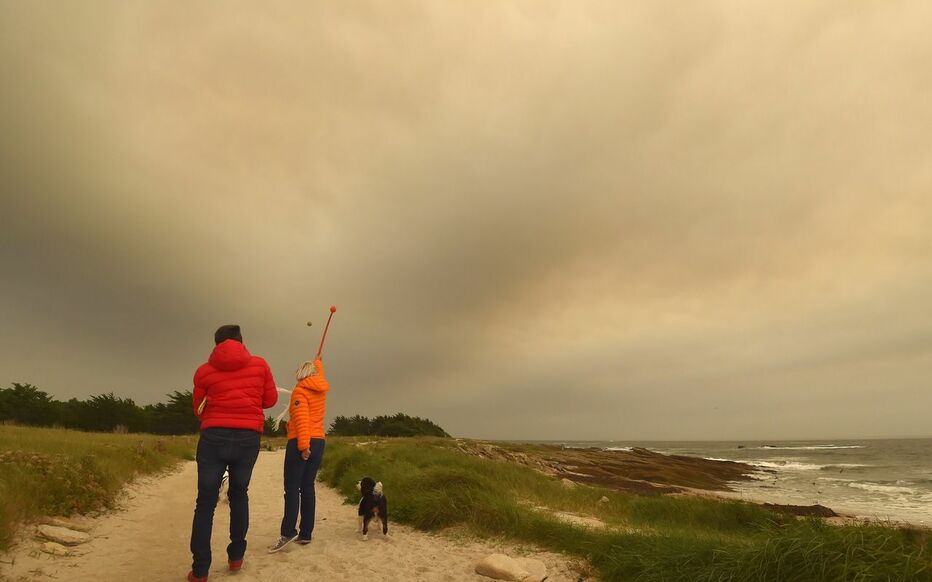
{"left": 0, "top": 425, "right": 196, "bottom": 549}
{"left": 319, "top": 438, "right": 932, "bottom": 581}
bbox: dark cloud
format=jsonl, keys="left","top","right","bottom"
{"left": 2, "top": 1, "right": 931, "bottom": 438}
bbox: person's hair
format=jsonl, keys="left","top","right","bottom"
{"left": 214, "top": 324, "right": 243, "bottom": 345}
{"left": 295, "top": 360, "right": 317, "bottom": 381}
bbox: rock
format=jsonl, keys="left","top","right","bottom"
{"left": 40, "top": 541, "right": 71, "bottom": 556}
{"left": 561, "top": 478, "right": 577, "bottom": 489}
{"left": 41, "top": 516, "right": 92, "bottom": 533}
{"left": 599, "top": 496, "right": 610, "bottom": 503}
{"left": 552, "top": 511, "right": 606, "bottom": 529}
{"left": 475, "top": 553, "right": 530, "bottom": 581}
{"left": 763, "top": 503, "right": 838, "bottom": 518}
{"left": 513, "top": 557, "right": 548, "bottom": 581}
{"left": 37, "top": 524, "right": 91, "bottom": 546}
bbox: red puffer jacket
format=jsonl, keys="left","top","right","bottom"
{"left": 193, "top": 340, "right": 278, "bottom": 432}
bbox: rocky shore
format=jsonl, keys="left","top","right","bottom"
{"left": 454, "top": 440, "right": 755, "bottom": 494}
{"left": 453, "top": 440, "right": 841, "bottom": 518}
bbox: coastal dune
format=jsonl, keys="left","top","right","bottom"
{"left": 2, "top": 451, "right": 580, "bottom": 582}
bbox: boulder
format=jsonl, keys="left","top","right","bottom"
{"left": 40, "top": 542, "right": 71, "bottom": 556}
{"left": 599, "top": 496, "right": 610, "bottom": 503}
{"left": 475, "top": 553, "right": 530, "bottom": 581}
{"left": 37, "top": 524, "right": 91, "bottom": 546}
{"left": 561, "top": 478, "right": 576, "bottom": 489}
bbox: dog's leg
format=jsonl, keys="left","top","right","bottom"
{"left": 220, "top": 470, "right": 230, "bottom": 504}
{"left": 362, "top": 516, "right": 370, "bottom": 541}
{"left": 371, "top": 506, "right": 384, "bottom": 536}
{"left": 380, "top": 497, "right": 389, "bottom": 535}
{"left": 357, "top": 515, "right": 364, "bottom": 534}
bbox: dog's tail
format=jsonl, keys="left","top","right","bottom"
{"left": 374, "top": 481, "right": 383, "bottom": 496}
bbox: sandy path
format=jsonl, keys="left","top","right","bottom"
{"left": 2, "top": 451, "right": 582, "bottom": 582}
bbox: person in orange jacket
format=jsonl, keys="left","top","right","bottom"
{"left": 268, "top": 358, "right": 329, "bottom": 552}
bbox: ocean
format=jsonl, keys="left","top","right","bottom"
{"left": 549, "top": 439, "right": 932, "bottom": 526}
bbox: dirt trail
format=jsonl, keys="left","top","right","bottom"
{"left": 2, "top": 450, "right": 581, "bottom": 582}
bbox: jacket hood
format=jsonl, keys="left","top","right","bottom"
{"left": 297, "top": 374, "right": 329, "bottom": 392}
{"left": 208, "top": 340, "right": 252, "bottom": 371}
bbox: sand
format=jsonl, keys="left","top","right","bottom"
{"left": 1, "top": 450, "right": 583, "bottom": 582}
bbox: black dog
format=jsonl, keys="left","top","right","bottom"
{"left": 356, "top": 477, "right": 388, "bottom": 540}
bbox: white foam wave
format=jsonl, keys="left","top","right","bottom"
{"left": 757, "top": 445, "right": 867, "bottom": 451}
{"left": 821, "top": 464, "right": 871, "bottom": 470}
{"left": 848, "top": 482, "right": 918, "bottom": 495}
{"left": 604, "top": 447, "right": 633, "bottom": 452}
{"left": 753, "top": 460, "right": 822, "bottom": 471}
{"left": 745, "top": 472, "right": 772, "bottom": 481}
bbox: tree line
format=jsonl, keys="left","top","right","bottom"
{"left": 1, "top": 383, "right": 450, "bottom": 438}
{"left": 0, "top": 383, "right": 204, "bottom": 434}
{"left": 327, "top": 413, "right": 450, "bottom": 437}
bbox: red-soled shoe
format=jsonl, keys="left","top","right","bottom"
{"left": 229, "top": 559, "right": 243, "bottom": 572}
{"left": 187, "top": 572, "right": 208, "bottom": 582}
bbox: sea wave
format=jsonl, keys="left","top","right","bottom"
{"left": 848, "top": 482, "right": 918, "bottom": 495}
{"left": 757, "top": 445, "right": 867, "bottom": 451}
{"left": 604, "top": 446, "right": 634, "bottom": 452}
{"left": 752, "top": 460, "right": 871, "bottom": 472}
{"left": 753, "top": 460, "right": 822, "bottom": 471}
{"left": 745, "top": 472, "right": 773, "bottom": 481}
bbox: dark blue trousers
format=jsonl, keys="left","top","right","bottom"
{"left": 280, "top": 438, "right": 326, "bottom": 539}
{"left": 190, "top": 428, "right": 260, "bottom": 578}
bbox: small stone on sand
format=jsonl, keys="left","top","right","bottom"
{"left": 37, "top": 525, "right": 91, "bottom": 546}
{"left": 475, "top": 553, "right": 530, "bottom": 581}
{"left": 40, "top": 542, "right": 71, "bottom": 556}
{"left": 41, "top": 516, "right": 92, "bottom": 533}
{"left": 513, "top": 557, "right": 548, "bottom": 581}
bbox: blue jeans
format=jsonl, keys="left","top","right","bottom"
{"left": 280, "top": 438, "right": 326, "bottom": 539}
{"left": 190, "top": 428, "right": 260, "bottom": 578}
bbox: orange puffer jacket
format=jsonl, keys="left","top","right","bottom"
{"left": 286, "top": 359, "right": 330, "bottom": 451}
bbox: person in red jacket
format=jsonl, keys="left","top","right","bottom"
{"left": 268, "top": 357, "right": 329, "bottom": 553}
{"left": 187, "top": 325, "right": 277, "bottom": 582}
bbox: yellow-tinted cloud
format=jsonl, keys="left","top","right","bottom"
{"left": 1, "top": 1, "right": 931, "bottom": 438}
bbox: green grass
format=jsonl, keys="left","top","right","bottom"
{"left": 319, "top": 437, "right": 932, "bottom": 581}
{"left": 0, "top": 424, "right": 198, "bottom": 549}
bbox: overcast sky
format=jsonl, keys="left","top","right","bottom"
{"left": 2, "top": 1, "right": 931, "bottom": 440}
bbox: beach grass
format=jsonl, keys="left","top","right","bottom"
{"left": 2, "top": 428, "right": 929, "bottom": 580}
{"left": 0, "top": 424, "right": 197, "bottom": 549}
{"left": 319, "top": 437, "right": 932, "bottom": 581}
